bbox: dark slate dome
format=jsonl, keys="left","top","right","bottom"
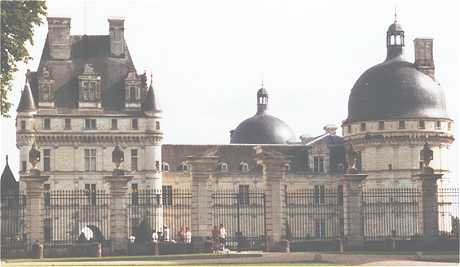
{"left": 345, "top": 20, "right": 448, "bottom": 123}
{"left": 230, "top": 87, "right": 296, "bottom": 144}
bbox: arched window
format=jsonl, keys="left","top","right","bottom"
{"left": 239, "top": 162, "right": 249, "bottom": 172}
{"left": 162, "top": 162, "right": 170, "bottom": 172}
{"left": 178, "top": 162, "right": 188, "bottom": 171}
{"left": 284, "top": 163, "right": 291, "bottom": 172}
{"left": 218, "top": 162, "right": 228, "bottom": 172}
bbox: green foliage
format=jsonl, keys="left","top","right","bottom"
{"left": 1, "top": 0, "right": 47, "bottom": 117}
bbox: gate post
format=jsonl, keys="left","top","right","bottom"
{"left": 21, "top": 143, "right": 49, "bottom": 255}
{"left": 342, "top": 173, "right": 367, "bottom": 250}
{"left": 187, "top": 149, "right": 218, "bottom": 250}
{"left": 104, "top": 145, "right": 133, "bottom": 255}
{"left": 255, "top": 147, "right": 290, "bottom": 251}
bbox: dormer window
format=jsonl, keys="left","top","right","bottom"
{"left": 418, "top": 120, "right": 425, "bottom": 129}
{"left": 284, "top": 163, "right": 291, "bottom": 172}
{"left": 125, "top": 70, "right": 142, "bottom": 109}
{"left": 178, "top": 162, "right": 188, "bottom": 171}
{"left": 360, "top": 123, "right": 366, "bottom": 131}
{"left": 162, "top": 162, "right": 170, "bottom": 172}
{"left": 435, "top": 121, "right": 441, "bottom": 130}
{"left": 240, "top": 162, "right": 249, "bottom": 172}
{"left": 218, "top": 162, "right": 228, "bottom": 172}
{"left": 78, "top": 64, "right": 102, "bottom": 108}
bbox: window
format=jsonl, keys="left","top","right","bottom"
{"left": 313, "top": 156, "right": 324, "bottom": 173}
{"left": 240, "top": 162, "right": 249, "bottom": 172}
{"left": 43, "top": 149, "right": 51, "bottom": 171}
{"left": 81, "top": 81, "right": 99, "bottom": 101}
{"left": 162, "top": 162, "right": 170, "bottom": 172}
{"left": 84, "top": 149, "right": 97, "bottom": 171}
{"left": 21, "top": 161, "right": 27, "bottom": 172}
{"left": 162, "top": 185, "right": 173, "bottom": 206}
{"left": 435, "top": 121, "right": 441, "bottom": 130}
{"left": 419, "top": 161, "right": 424, "bottom": 169}
{"left": 85, "top": 184, "right": 97, "bottom": 206}
{"left": 20, "top": 121, "right": 26, "bottom": 130}
{"left": 337, "top": 185, "right": 343, "bottom": 205}
{"left": 347, "top": 125, "right": 352, "bottom": 134}
{"left": 129, "top": 86, "right": 137, "bottom": 102}
{"left": 378, "top": 121, "right": 385, "bottom": 130}
{"left": 399, "top": 120, "right": 406, "bottom": 129}
{"left": 155, "top": 121, "right": 160, "bottom": 130}
{"left": 305, "top": 159, "right": 310, "bottom": 171}
{"left": 360, "top": 122, "right": 366, "bottom": 131}
{"left": 218, "top": 162, "right": 228, "bottom": 172}
{"left": 64, "top": 118, "right": 71, "bottom": 130}
{"left": 356, "top": 151, "right": 362, "bottom": 172}
{"left": 111, "top": 119, "right": 118, "bottom": 130}
{"left": 178, "top": 162, "right": 188, "bottom": 171}
{"left": 388, "top": 164, "right": 392, "bottom": 170}
{"left": 238, "top": 185, "right": 249, "bottom": 206}
{"left": 132, "top": 119, "right": 138, "bottom": 129}
{"left": 284, "top": 163, "right": 291, "bottom": 172}
{"left": 131, "top": 183, "right": 139, "bottom": 206}
{"left": 131, "top": 149, "right": 138, "bottom": 171}
{"left": 85, "top": 119, "right": 96, "bottom": 129}
{"left": 314, "top": 185, "right": 325, "bottom": 205}
{"left": 43, "top": 118, "right": 51, "bottom": 129}
{"left": 448, "top": 122, "right": 452, "bottom": 131}
{"left": 418, "top": 120, "right": 425, "bottom": 129}
{"left": 44, "top": 184, "right": 51, "bottom": 207}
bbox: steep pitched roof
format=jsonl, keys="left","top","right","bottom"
{"left": 143, "top": 84, "right": 161, "bottom": 114}
{"left": 16, "top": 82, "right": 37, "bottom": 113}
{"left": 1, "top": 156, "right": 19, "bottom": 196}
{"left": 28, "top": 35, "right": 139, "bottom": 113}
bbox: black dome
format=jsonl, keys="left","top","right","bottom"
{"left": 346, "top": 56, "right": 448, "bottom": 123}
{"left": 230, "top": 113, "right": 296, "bottom": 144}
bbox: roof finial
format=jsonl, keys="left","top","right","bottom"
{"left": 261, "top": 80, "right": 264, "bottom": 88}
{"left": 5, "top": 155, "right": 8, "bottom": 165}
{"left": 150, "top": 73, "right": 153, "bottom": 88}
{"left": 394, "top": 6, "right": 398, "bottom": 23}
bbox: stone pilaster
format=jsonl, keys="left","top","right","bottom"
{"left": 413, "top": 167, "right": 443, "bottom": 241}
{"left": 255, "top": 147, "right": 289, "bottom": 251}
{"left": 187, "top": 150, "right": 218, "bottom": 249}
{"left": 21, "top": 169, "right": 49, "bottom": 251}
{"left": 104, "top": 172, "right": 133, "bottom": 255}
{"left": 342, "top": 173, "right": 367, "bottom": 250}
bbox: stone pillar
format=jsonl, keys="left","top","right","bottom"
{"left": 414, "top": 167, "right": 443, "bottom": 241}
{"left": 255, "top": 147, "right": 289, "bottom": 251}
{"left": 187, "top": 151, "right": 218, "bottom": 250}
{"left": 104, "top": 172, "right": 133, "bottom": 255}
{"left": 342, "top": 173, "right": 367, "bottom": 250}
{"left": 21, "top": 169, "right": 49, "bottom": 252}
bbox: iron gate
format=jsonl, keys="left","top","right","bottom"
{"left": 211, "top": 188, "right": 266, "bottom": 250}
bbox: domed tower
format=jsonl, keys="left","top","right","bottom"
{"left": 230, "top": 85, "right": 296, "bottom": 144}
{"left": 342, "top": 18, "right": 454, "bottom": 186}
{"left": 142, "top": 75, "right": 163, "bottom": 190}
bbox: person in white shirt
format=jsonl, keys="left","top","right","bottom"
{"left": 152, "top": 230, "right": 158, "bottom": 243}
{"left": 185, "top": 227, "right": 192, "bottom": 244}
{"left": 129, "top": 234, "right": 135, "bottom": 244}
{"left": 163, "top": 225, "right": 170, "bottom": 242}
{"left": 219, "top": 224, "right": 226, "bottom": 250}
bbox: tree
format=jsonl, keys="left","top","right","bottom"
{"left": 1, "top": 1, "right": 47, "bottom": 117}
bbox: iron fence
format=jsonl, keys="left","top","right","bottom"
{"left": 127, "top": 189, "right": 191, "bottom": 242}
{"left": 362, "top": 188, "right": 422, "bottom": 240}
{"left": 1, "top": 194, "right": 26, "bottom": 254}
{"left": 285, "top": 187, "right": 343, "bottom": 240}
{"left": 438, "top": 187, "right": 459, "bottom": 239}
{"left": 43, "top": 190, "right": 110, "bottom": 248}
{"left": 211, "top": 188, "right": 266, "bottom": 250}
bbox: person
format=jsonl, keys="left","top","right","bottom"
{"left": 129, "top": 234, "right": 135, "bottom": 244}
{"left": 219, "top": 224, "right": 226, "bottom": 251}
{"left": 185, "top": 227, "right": 192, "bottom": 244}
{"left": 178, "top": 225, "right": 186, "bottom": 243}
{"left": 211, "top": 225, "right": 219, "bottom": 253}
{"left": 152, "top": 230, "right": 158, "bottom": 243}
{"left": 163, "top": 225, "right": 170, "bottom": 242}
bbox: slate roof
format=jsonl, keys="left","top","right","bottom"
{"left": 1, "top": 156, "right": 19, "bottom": 196}
{"left": 17, "top": 82, "right": 37, "bottom": 113}
{"left": 28, "top": 34, "right": 143, "bottom": 114}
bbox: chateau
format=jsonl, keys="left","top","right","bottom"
{"left": 1, "top": 15, "right": 457, "bottom": 256}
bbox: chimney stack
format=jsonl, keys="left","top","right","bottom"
{"left": 108, "top": 18, "right": 125, "bottom": 58}
{"left": 47, "top": 17, "right": 71, "bottom": 60}
{"left": 414, "top": 38, "right": 435, "bottom": 80}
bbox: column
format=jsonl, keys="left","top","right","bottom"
{"left": 414, "top": 167, "right": 443, "bottom": 241}
{"left": 342, "top": 173, "right": 367, "bottom": 250}
{"left": 104, "top": 172, "right": 133, "bottom": 255}
{"left": 21, "top": 169, "right": 49, "bottom": 252}
{"left": 187, "top": 151, "right": 218, "bottom": 249}
{"left": 255, "top": 147, "right": 289, "bottom": 251}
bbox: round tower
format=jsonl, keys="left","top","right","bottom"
{"left": 342, "top": 18, "right": 454, "bottom": 187}
{"left": 142, "top": 76, "right": 163, "bottom": 191}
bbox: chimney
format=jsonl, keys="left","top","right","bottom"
{"left": 108, "top": 18, "right": 125, "bottom": 58}
{"left": 414, "top": 38, "right": 435, "bottom": 79}
{"left": 47, "top": 17, "right": 71, "bottom": 60}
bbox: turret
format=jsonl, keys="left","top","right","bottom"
{"left": 256, "top": 86, "right": 268, "bottom": 114}
{"left": 386, "top": 16, "right": 405, "bottom": 60}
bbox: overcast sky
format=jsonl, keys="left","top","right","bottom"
{"left": 1, "top": 0, "right": 458, "bottom": 182}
